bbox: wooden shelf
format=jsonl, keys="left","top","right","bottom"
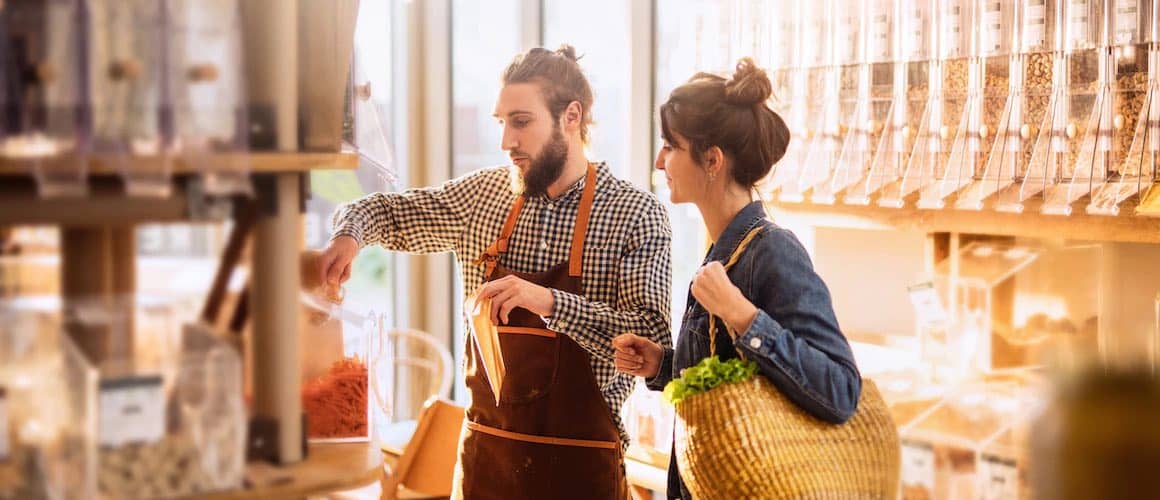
{"left": 194, "top": 442, "right": 383, "bottom": 500}
{"left": 767, "top": 196, "right": 1160, "bottom": 244}
{"left": 0, "top": 152, "right": 361, "bottom": 225}
{"left": 0, "top": 151, "right": 358, "bottom": 177}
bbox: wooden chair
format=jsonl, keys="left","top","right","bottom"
{"left": 380, "top": 398, "right": 464, "bottom": 500}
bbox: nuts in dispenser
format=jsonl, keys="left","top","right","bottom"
{"left": 1113, "top": 70, "right": 1149, "bottom": 175}
{"left": 96, "top": 324, "right": 246, "bottom": 499}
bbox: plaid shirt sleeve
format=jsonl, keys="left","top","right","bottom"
{"left": 330, "top": 168, "right": 497, "bottom": 252}
{"left": 545, "top": 198, "right": 673, "bottom": 362}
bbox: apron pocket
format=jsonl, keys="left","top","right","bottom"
{"left": 497, "top": 330, "right": 559, "bottom": 404}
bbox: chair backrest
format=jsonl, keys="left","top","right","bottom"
{"left": 381, "top": 398, "right": 464, "bottom": 499}
{"left": 373, "top": 328, "right": 453, "bottom": 423}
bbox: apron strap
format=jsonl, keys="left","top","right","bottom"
{"left": 474, "top": 195, "right": 527, "bottom": 276}
{"left": 467, "top": 420, "right": 618, "bottom": 450}
{"left": 568, "top": 163, "right": 598, "bottom": 277}
{"left": 708, "top": 225, "right": 766, "bottom": 358}
{"left": 474, "top": 163, "right": 598, "bottom": 278}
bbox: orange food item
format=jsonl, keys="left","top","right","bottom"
{"left": 302, "top": 357, "right": 368, "bottom": 438}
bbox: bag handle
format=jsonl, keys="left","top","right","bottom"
{"left": 708, "top": 225, "right": 765, "bottom": 359}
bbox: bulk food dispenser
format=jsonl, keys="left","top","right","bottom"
{"left": 87, "top": 0, "right": 171, "bottom": 197}
{"left": 0, "top": 0, "right": 90, "bottom": 197}
{"left": 995, "top": 0, "right": 1069, "bottom": 212}
{"left": 168, "top": 0, "right": 250, "bottom": 197}
{"left": 914, "top": 0, "right": 1016, "bottom": 209}
{"left": 762, "top": 0, "right": 805, "bottom": 199}
{"left": 1042, "top": 0, "right": 1114, "bottom": 214}
{"left": 953, "top": 0, "right": 1019, "bottom": 210}
{"left": 848, "top": 0, "right": 934, "bottom": 205}
{"left": 779, "top": 0, "right": 839, "bottom": 203}
{"left": 881, "top": 0, "right": 968, "bottom": 207}
{"left": 1089, "top": 0, "right": 1159, "bottom": 215}
{"left": 813, "top": 0, "right": 872, "bottom": 204}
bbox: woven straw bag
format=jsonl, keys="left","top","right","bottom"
{"left": 673, "top": 227, "right": 900, "bottom": 499}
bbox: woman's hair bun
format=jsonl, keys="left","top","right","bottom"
{"left": 723, "top": 57, "right": 772, "bottom": 106}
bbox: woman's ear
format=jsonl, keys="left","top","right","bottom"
{"left": 705, "top": 146, "right": 725, "bottom": 175}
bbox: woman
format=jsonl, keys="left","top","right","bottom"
{"left": 612, "top": 58, "right": 862, "bottom": 499}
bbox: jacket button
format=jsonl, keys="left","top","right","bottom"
{"left": 749, "top": 337, "right": 762, "bottom": 349}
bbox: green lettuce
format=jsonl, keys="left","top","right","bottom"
{"left": 662, "top": 356, "right": 759, "bottom": 405}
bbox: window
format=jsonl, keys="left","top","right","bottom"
{"left": 544, "top": 0, "right": 633, "bottom": 179}
{"left": 451, "top": 0, "right": 523, "bottom": 178}
{"left": 451, "top": 0, "right": 528, "bottom": 403}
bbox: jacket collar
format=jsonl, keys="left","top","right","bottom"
{"left": 704, "top": 201, "right": 766, "bottom": 265}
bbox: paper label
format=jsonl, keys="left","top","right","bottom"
{"left": 944, "top": 6, "right": 962, "bottom": 56}
{"left": 1069, "top": 0, "right": 1092, "bottom": 43}
{"left": 907, "top": 281, "right": 949, "bottom": 328}
{"left": 873, "top": 12, "right": 891, "bottom": 59}
{"left": 842, "top": 14, "right": 860, "bottom": 62}
{"left": 908, "top": 9, "right": 924, "bottom": 57}
{"left": 901, "top": 441, "right": 935, "bottom": 489}
{"left": 983, "top": 2, "right": 1004, "bottom": 54}
{"left": 99, "top": 376, "right": 165, "bottom": 447}
{"left": 1114, "top": 0, "right": 1140, "bottom": 44}
{"left": 0, "top": 387, "right": 9, "bottom": 459}
{"left": 980, "top": 455, "right": 1019, "bottom": 499}
{"left": 1024, "top": 0, "right": 1047, "bottom": 48}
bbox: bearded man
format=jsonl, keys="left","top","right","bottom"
{"left": 318, "top": 45, "right": 671, "bottom": 500}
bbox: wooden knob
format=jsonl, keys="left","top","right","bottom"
{"left": 979, "top": 124, "right": 991, "bottom": 139}
{"left": 1113, "top": 114, "right": 1125, "bottom": 130}
{"left": 108, "top": 59, "right": 142, "bottom": 81}
{"left": 867, "top": 120, "right": 884, "bottom": 134}
{"left": 901, "top": 126, "right": 913, "bottom": 140}
{"left": 355, "top": 82, "right": 372, "bottom": 101}
{"left": 187, "top": 64, "right": 220, "bottom": 82}
{"left": 1065, "top": 122, "right": 1078, "bottom": 139}
{"left": 1020, "top": 123, "right": 1034, "bottom": 140}
{"left": 838, "top": 123, "right": 849, "bottom": 136}
{"left": 939, "top": 125, "right": 951, "bottom": 141}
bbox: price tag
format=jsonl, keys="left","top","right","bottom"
{"left": 842, "top": 14, "right": 860, "bottom": 62}
{"left": 907, "top": 281, "right": 949, "bottom": 328}
{"left": 944, "top": 6, "right": 962, "bottom": 56}
{"left": 983, "top": 2, "right": 1004, "bottom": 54}
{"left": 901, "top": 440, "right": 935, "bottom": 489}
{"left": 1024, "top": 0, "right": 1047, "bottom": 48}
{"left": 908, "top": 8, "right": 926, "bottom": 59}
{"left": 1069, "top": 0, "right": 1092, "bottom": 43}
{"left": 873, "top": 12, "right": 891, "bottom": 59}
{"left": 0, "top": 387, "right": 9, "bottom": 459}
{"left": 979, "top": 455, "right": 1019, "bottom": 500}
{"left": 1114, "top": 0, "right": 1140, "bottom": 44}
{"left": 99, "top": 376, "right": 165, "bottom": 447}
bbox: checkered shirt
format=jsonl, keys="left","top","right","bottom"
{"left": 331, "top": 162, "right": 673, "bottom": 447}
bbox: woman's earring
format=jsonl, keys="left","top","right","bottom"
{"left": 709, "top": 171, "right": 717, "bottom": 182}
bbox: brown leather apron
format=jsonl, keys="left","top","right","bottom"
{"left": 453, "top": 164, "right": 628, "bottom": 500}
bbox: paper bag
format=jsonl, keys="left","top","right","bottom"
{"left": 467, "top": 294, "right": 505, "bottom": 404}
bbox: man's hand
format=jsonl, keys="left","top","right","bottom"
{"left": 318, "top": 235, "right": 360, "bottom": 286}
{"left": 691, "top": 261, "right": 759, "bottom": 334}
{"left": 611, "top": 333, "right": 663, "bottom": 378}
{"left": 475, "top": 275, "right": 556, "bottom": 325}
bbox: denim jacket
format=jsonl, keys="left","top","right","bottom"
{"left": 646, "top": 201, "right": 862, "bottom": 499}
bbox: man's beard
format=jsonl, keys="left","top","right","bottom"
{"left": 511, "top": 125, "right": 568, "bottom": 197}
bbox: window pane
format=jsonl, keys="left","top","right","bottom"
{"left": 452, "top": 0, "right": 522, "bottom": 178}
{"left": 544, "top": 0, "right": 632, "bottom": 179}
